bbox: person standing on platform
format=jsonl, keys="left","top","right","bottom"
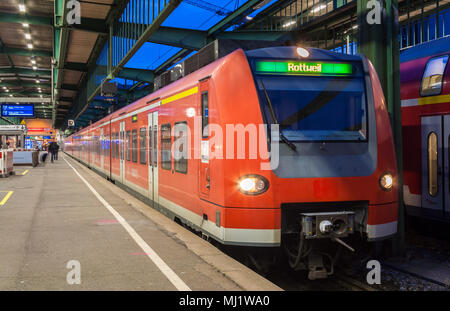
{"left": 48, "top": 141, "right": 56, "bottom": 163}
{"left": 54, "top": 143, "right": 60, "bottom": 160}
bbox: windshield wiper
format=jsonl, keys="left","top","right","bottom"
{"left": 259, "top": 80, "right": 297, "bottom": 152}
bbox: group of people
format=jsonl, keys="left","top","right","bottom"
{"left": 46, "top": 141, "right": 60, "bottom": 163}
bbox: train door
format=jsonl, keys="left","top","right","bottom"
{"left": 444, "top": 115, "right": 450, "bottom": 214}
{"left": 199, "top": 80, "right": 210, "bottom": 197}
{"left": 421, "top": 115, "right": 443, "bottom": 211}
{"left": 148, "top": 111, "right": 159, "bottom": 207}
{"left": 90, "top": 133, "right": 94, "bottom": 166}
{"left": 100, "top": 128, "right": 104, "bottom": 170}
{"left": 120, "top": 121, "right": 125, "bottom": 183}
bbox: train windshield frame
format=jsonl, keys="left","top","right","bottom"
{"left": 250, "top": 59, "right": 368, "bottom": 142}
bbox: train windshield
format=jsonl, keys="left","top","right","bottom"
{"left": 253, "top": 61, "right": 367, "bottom": 141}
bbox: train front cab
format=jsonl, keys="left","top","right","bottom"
{"left": 202, "top": 47, "right": 398, "bottom": 279}
{"left": 401, "top": 39, "right": 450, "bottom": 222}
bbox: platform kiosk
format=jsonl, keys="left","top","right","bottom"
{"left": 0, "top": 124, "right": 33, "bottom": 165}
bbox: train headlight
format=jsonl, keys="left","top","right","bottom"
{"left": 237, "top": 175, "right": 269, "bottom": 195}
{"left": 379, "top": 173, "right": 394, "bottom": 191}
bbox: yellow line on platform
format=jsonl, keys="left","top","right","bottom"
{"left": 21, "top": 170, "right": 29, "bottom": 175}
{"left": 0, "top": 191, "right": 13, "bottom": 206}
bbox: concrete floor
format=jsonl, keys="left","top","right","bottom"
{"left": 0, "top": 154, "right": 280, "bottom": 291}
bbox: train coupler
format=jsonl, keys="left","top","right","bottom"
{"left": 301, "top": 211, "right": 355, "bottom": 239}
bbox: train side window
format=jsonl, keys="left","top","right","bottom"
{"left": 126, "top": 131, "right": 131, "bottom": 161}
{"left": 149, "top": 126, "right": 152, "bottom": 166}
{"left": 428, "top": 132, "right": 438, "bottom": 196}
{"left": 421, "top": 55, "right": 449, "bottom": 96}
{"left": 132, "top": 129, "right": 138, "bottom": 163}
{"left": 139, "top": 127, "right": 146, "bottom": 164}
{"left": 153, "top": 124, "right": 158, "bottom": 168}
{"left": 112, "top": 132, "right": 116, "bottom": 159}
{"left": 111, "top": 133, "right": 114, "bottom": 159}
{"left": 201, "top": 92, "right": 209, "bottom": 138}
{"left": 119, "top": 132, "right": 123, "bottom": 160}
{"left": 161, "top": 123, "right": 171, "bottom": 170}
{"left": 174, "top": 121, "right": 188, "bottom": 174}
{"left": 116, "top": 133, "right": 120, "bottom": 159}
{"left": 104, "top": 134, "right": 109, "bottom": 158}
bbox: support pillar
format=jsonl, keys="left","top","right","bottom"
{"left": 357, "top": 0, "right": 404, "bottom": 255}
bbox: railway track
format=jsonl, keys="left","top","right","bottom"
{"left": 381, "top": 262, "right": 450, "bottom": 290}
{"left": 330, "top": 272, "right": 379, "bottom": 291}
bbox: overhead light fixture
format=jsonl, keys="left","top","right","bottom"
{"left": 36, "top": 79, "right": 40, "bottom": 83}
{"left": 5, "top": 89, "right": 9, "bottom": 92}
{"left": 27, "top": 43, "right": 33, "bottom": 49}
{"left": 33, "top": 66, "right": 37, "bottom": 70}
{"left": 31, "top": 59, "right": 36, "bottom": 64}
{"left": 9, "top": 94, "right": 13, "bottom": 97}
{"left": 311, "top": 4, "right": 326, "bottom": 13}
{"left": 282, "top": 20, "right": 296, "bottom": 28}
{"left": 2, "top": 87, "right": 6, "bottom": 90}
{"left": 25, "top": 33, "right": 31, "bottom": 40}
{"left": 19, "top": 4, "right": 26, "bottom": 12}
{"left": 22, "top": 23, "right": 29, "bottom": 28}
{"left": 297, "top": 47, "right": 310, "bottom": 58}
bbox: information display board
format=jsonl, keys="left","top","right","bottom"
{"left": 1, "top": 104, "right": 35, "bottom": 117}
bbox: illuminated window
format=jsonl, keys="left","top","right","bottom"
{"left": 126, "top": 131, "right": 131, "bottom": 161}
{"left": 161, "top": 124, "right": 171, "bottom": 170}
{"left": 153, "top": 125, "right": 157, "bottom": 168}
{"left": 428, "top": 132, "right": 438, "bottom": 196}
{"left": 201, "top": 92, "right": 209, "bottom": 138}
{"left": 174, "top": 121, "right": 188, "bottom": 174}
{"left": 139, "top": 128, "right": 146, "bottom": 164}
{"left": 132, "top": 129, "right": 138, "bottom": 163}
{"left": 115, "top": 133, "right": 119, "bottom": 159}
{"left": 421, "top": 55, "right": 449, "bottom": 96}
{"left": 104, "top": 134, "right": 109, "bottom": 158}
{"left": 111, "top": 133, "right": 115, "bottom": 159}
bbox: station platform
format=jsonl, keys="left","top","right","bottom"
{"left": 0, "top": 154, "right": 280, "bottom": 291}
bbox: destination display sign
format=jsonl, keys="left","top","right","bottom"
{"left": 255, "top": 61, "right": 353, "bottom": 76}
{"left": 1, "top": 104, "right": 34, "bottom": 117}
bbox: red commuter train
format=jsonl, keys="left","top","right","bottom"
{"left": 65, "top": 45, "right": 398, "bottom": 279}
{"left": 401, "top": 36, "right": 450, "bottom": 222}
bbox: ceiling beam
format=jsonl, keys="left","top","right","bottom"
{"left": 114, "top": 25, "right": 293, "bottom": 51}
{"left": 0, "top": 81, "right": 50, "bottom": 88}
{"left": 0, "top": 68, "right": 51, "bottom": 77}
{"left": 60, "top": 84, "right": 78, "bottom": 91}
{"left": 0, "top": 97, "right": 51, "bottom": 103}
{"left": 0, "top": 12, "right": 53, "bottom": 26}
{"left": 208, "top": 0, "right": 263, "bottom": 36}
{"left": 0, "top": 47, "right": 52, "bottom": 58}
{"left": 117, "top": 68, "right": 154, "bottom": 84}
{"left": 68, "top": 17, "right": 109, "bottom": 35}
{"left": 59, "top": 97, "right": 73, "bottom": 102}
{"left": 64, "top": 62, "right": 88, "bottom": 72}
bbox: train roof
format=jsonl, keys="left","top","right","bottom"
{"left": 245, "top": 46, "right": 362, "bottom": 61}
{"left": 70, "top": 45, "right": 363, "bottom": 137}
{"left": 400, "top": 36, "right": 450, "bottom": 63}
